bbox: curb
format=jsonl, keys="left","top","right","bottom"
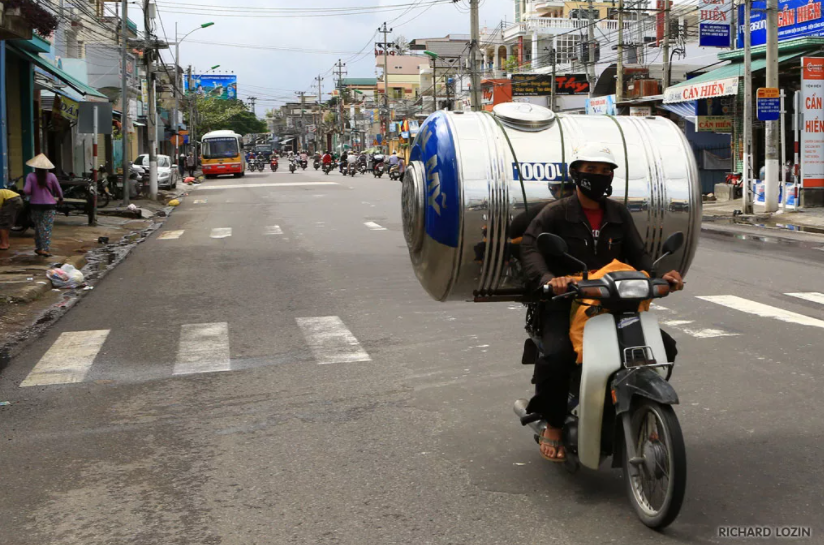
{"left": 701, "top": 221, "right": 824, "bottom": 247}
{"left": 0, "top": 193, "right": 185, "bottom": 371}
{"left": 0, "top": 281, "right": 51, "bottom": 305}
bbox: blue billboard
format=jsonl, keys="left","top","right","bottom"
{"left": 184, "top": 74, "right": 238, "bottom": 100}
{"left": 738, "top": 0, "right": 824, "bottom": 47}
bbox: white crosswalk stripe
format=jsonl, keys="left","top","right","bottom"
{"left": 173, "top": 323, "right": 231, "bottom": 376}
{"left": 210, "top": 227, "right": 232, "bottom": 239}
{"left": 697, "top": 295, "right": 824, "bottom": 329}
{"left": 263, "top": 225, "right": 283, "bottom": 235}
{"left": 158, "top": 230, "right": 185, "bottom": 240}
{"left": 296, "top": 316, "right": 371, "bottom": 365}
{"left": 364, "top": 221, "right": 386, "bottom": 231}
{"left": 785, "top": 292, "right": 824, "bottom": 306}
{"left": 659, "top": 320, "right": 739, "bottom": 339}
{"left": 20, "top": 330, "right": 110, "bottom": 387}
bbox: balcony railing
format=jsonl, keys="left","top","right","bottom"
{"left": 503, "top": 17, "right": 641, "bottom": 41}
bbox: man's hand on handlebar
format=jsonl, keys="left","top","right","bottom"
{"left": 546, "top": 276, "right": 577, "bottom": 296}
{"left": 662, "top": 270, "right": 684, "bottom": 291}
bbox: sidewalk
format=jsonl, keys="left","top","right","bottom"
{"left": 702, "top": 197, "right": 824, "bottom": 235}
{"left": 0, "top": 188, "right": 187, "bottom": 359}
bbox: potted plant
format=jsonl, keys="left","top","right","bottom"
{"left": 1, "top": 0, "right": 58, "bottom": 40}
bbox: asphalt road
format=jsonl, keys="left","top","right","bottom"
{"left": 1, "top": 165, "right": 823, "bottom": 545}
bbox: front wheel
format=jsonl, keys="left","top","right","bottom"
{"left": 623, "top": 400, "right": 687, "bottom": 529}
{"left": 96, "top": 191, "right": 110, "bottom": 208}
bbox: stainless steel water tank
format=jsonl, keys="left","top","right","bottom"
{"left": 402, "top": 103, "right": 701, "bottom": 302}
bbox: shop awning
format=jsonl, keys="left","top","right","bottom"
{"left": 9, "top": 46, "right": 107, "bottom": 100}
{"left": 663, "top": 50, "right": 811, "bottom": 104}
{"left": 280, "top": 138, "right": 295, "bottom": 144}
{"left": 660, "top": 101, "right": 697, "bottom": 122}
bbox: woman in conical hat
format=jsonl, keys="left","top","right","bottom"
{"left": 23, "top": 154, "right": 63, "bottom": 257}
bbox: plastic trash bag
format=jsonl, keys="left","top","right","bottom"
{"left": 168, "top": 199, "right": 180, "bottom": 207}
{"left": 46, "top": 264, "right": 85, "bottom": 289}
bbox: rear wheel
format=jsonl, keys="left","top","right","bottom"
{"left": 623, "top": 400, "right": 687, "bottom": 529}
{"left": 96, "top": 191, "right": 110, "bottom": 208}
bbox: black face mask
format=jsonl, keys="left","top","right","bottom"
{"left": 571, "top": 170, "right": 614, "bottom": 201}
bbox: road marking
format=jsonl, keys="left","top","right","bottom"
{"left": 659, "top": 319, "right": 739, "bottom": 339}
{"left": 364, "top": 221, "right": 387, "bottom": 231}
{"left": 174, "top": 323, "right": 231, "bottom": 376}
{"left": 697, "top": 295, "right": 824, "bottom": 329}
{"left": 786, "top": 292, "right": 824, "bottom": 306}
{"left": 193, "top": 199, "right": 207, "bottom": 204}
{"left": 263, "top": 225, "right": 283, "bottom": 235}
{"left": 20, "top": 330, "right": 110, "bottom": 387}
{"left": 210, "top": 228, "right": 232, "bottom": 239}
{"left": 158, "top": 230, "right": 185, "bottom": 240}
{"left": 296, "top": 316, "right": 371, "bottom": 365}
{"left": 196, "top": 182, "right": 338, "bottom": 190}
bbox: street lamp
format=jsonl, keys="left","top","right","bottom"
{"left": 172, "top": 21, "right": 215, "bottom": 157}
{"left": 424, "top": 50, "right": 439, "bottom": 113}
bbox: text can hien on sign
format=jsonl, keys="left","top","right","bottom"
{"left": 801, "top": 57, "right": 824, "bottom": 188}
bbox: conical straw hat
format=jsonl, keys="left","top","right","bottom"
{"left": 25, "top": 154, "right": 55, "bottom": 170}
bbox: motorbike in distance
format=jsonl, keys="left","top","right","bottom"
{"left": 388, "top": 164, "right": 401, "bottom": 181}
{"left": 514, "top": 231, "right": 687, "bottom": 530}
{"left": 347, "top": 161, "right": 357, "bottom": 177}
{"left": 289, "top": 158, "right": 297, "bottom": 174}
{"left": 313, "top": 158, "right": 320, "bottom": 170}
{"left": 270, "top": 157, "right": 279, "bottom": 172}
{"left": 322, "top": 162, "right": 334, "bottom": 175}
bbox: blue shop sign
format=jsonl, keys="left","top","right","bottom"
{"left": 738, "top": 0, "right": 824, "bottom": 47}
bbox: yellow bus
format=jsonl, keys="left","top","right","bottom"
{"left": 200, "top": 130, "right": 245, "bottom": 178}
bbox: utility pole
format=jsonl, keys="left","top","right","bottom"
{"left": 316, "top": 75, "right": 323, "bottom": 152}
{"left": 378, "top": 22, "right": 392, "bottom": 149}
{"left": 187, "top": 65, "right": 193, "bottom": 156}
{"left": 585, "top": 0, "right": 596, "bottom": 96}
{"left": 173, "top": 23, "right": 180, "bottom": 164}
{"left": 743, "top": 0, "right": 753, "bottom": 214}
{"left": 432, "top": 58, "right": 437, "bottom": 112}
{"left": 469, "top": 0, "right": 482, "bottom": 111}
{"left": 335, "top": 59, "right": 346, "bottom": 150}
{"left": 662, "top": 0, "right": 672, "bottom": 89}
{"left": 616, "top": 0, "right": 624, "bottom": 105}
{"left": 120, "top": 0, "right": 130, "bottom": 206}
{"left": 297, "top": 91, "right": 306, "bottom": 152}
{"left": 550, "top": 47, "right": 557, "bottom": 111}
{"left": 145, "top": 0, "right": 158, "bottom": 200}
{"left": 764, "top": 0, "right": 779, "bottom": 211}
{"left": 249, "top": 96, "right": 257, "bottom": 116}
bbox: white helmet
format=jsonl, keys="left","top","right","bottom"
{"left": 570, "top": 142, "right": 619, "bottom": 170}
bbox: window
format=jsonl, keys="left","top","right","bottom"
{"left": 202, "top": 138, "right": 239, "bottom": 159}
{"left": 158, "top": 157, "right": 170, "bottom": 168}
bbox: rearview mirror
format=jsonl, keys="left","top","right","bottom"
{"left": 662, "top": 232, "right": 684, "bottom": 255}
{"left": 537, "top": 233, "right": 568, "bottom": 258}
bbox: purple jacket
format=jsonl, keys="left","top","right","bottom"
{"left": 24, "top": 172, "right": 63, "bottom": 205}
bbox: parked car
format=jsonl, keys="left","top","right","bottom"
{"left": 133, "top": 154, "right": 178, "bottom": 189}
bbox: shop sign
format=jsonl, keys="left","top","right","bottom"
{"left": 699, "top": 0, "right": 732, "bottom": 47}
{"left": 511, "top": 74, "right": 589, "bottom": 96}
{"left": 663, "top": 76, "right": 739, "bottom": 103}
{"left": 738, "top": 0, "right": 824, "bottom": 47}
{"left": 55, "top": 95, "right": 80, "bottom": 122}
{"left": 697, "top": 116, "right": 733, "bottom": 132}
{"left": 756, "top": 87, "right": 781, "bottom": 121}
{"left": 630, "top": 106, "right": 653, "bottom": 117}
{"left": 586, "top": 94, "right": 615, "bottom": 115}
{"left": 801, "top": 57, "right": 824, "bottom": 188}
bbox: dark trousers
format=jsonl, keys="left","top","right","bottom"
{"left": 526, "top": 304, "right": 678, "bottom": 429}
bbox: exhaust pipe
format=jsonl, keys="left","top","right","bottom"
{"left": 513, "top": 398, "right": 547, "bottom": 436}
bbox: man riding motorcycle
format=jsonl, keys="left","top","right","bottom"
{"left": 519, "top": 143, "right": 684, "bottom": 463}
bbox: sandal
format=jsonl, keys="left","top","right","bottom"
{"left": 539, "top": 431, "right": 566, "bottom": 463}
{"left": 35, "top": 250, "right": 52, "bottom": 257}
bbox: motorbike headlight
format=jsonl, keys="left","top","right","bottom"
{"left": 616, "top": 279, "right": 650, "bottom": 299}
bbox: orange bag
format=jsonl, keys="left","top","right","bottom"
{"left": 568, "top": 260, "right": 651, "bottom": 364}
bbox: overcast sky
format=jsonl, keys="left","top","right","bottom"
{"left": 153, "top": 0, "right": 513, "bottom": 117}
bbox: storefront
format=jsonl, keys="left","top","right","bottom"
{"left": 663, "top": 37, "right": 824, "bottom": 202}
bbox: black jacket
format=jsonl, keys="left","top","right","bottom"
{"left": 521, "top": 194, "right": 653, "bottom": 288}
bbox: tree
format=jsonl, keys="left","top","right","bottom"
{"left": 188, "top": 97, "right": 268, "bottom": 135}
{"left": 395, "top": 35, "right": 410, "bottom": 55}
{"left": 503, "top": 55, "right": 520, "bottom": 74}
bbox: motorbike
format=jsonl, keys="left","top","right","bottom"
{"left": 289, "top": 159, "right": 297, "bottom": 174}
{"left": 270, "top": 157, "right": 279, "bottom": 172}
{"left": 388, "top": 164, "right": 401, "bottom": 181}
{"left": 373, "top": 162, "right": 385, "bottom": 178}
{"left": 300, "top": 159, "right": 308, "bottom": 170}
{"left": 514, "top": 231, "right": 687, "bottom": 530}
{"left": 346, "top": 162, "right": 357, "bottom": 177}
{"left": 255, "top": 158, "right": 266, "bottom": 172}
{"left": 313, "top": 159, "right": 321, "bottom": 170}
{"left": 357, "top": 161, "right": 368, "bottom": 175}
{"left": 322, "top": 162, "right": 333, "bottom": 175}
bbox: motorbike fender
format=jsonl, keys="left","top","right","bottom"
{"left": 579, "top": 313, "right": 623, "bottom": 470}
{"left": 613, "top": 367, "right": 679, "bottom": 416}
{"left": 638, "top": 312, "right": 670, "bottom": 378}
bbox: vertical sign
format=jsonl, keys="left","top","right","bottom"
{"left": 756, "top": 87, "right": 781, "bottom": 120}
{"left": 657, "top": 0, "right": 666, "bottom": 46}
{"left": 801, "top": 57, "right": 824, "bottom": 188}
{"left": 699, "top": 0, "right": 732, "bottom": 47}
